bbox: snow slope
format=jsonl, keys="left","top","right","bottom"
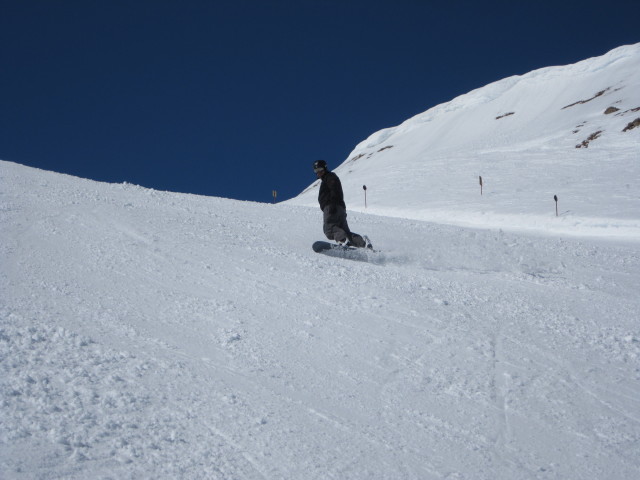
{"left": 291, "top": 43, "right": 640, "bottom": 240}
{"left": 2, "top": 160, "right": 640, "bottom": 479}
{"left": 2, "top": 44, "right": 640, "bottom": 479}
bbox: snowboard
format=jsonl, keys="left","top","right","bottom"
{"left": 312, "top": 240, "right": 380, "bottom": 263}
{"left": 312, "top": 240, "right": 357, "bottom": 253}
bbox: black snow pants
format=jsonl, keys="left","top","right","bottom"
{"left": 322, "top": 205, "right": 366, "bottom": 247}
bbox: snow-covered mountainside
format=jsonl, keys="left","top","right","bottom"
{"left": 291, "top": 43, "right": 640, "bottom": 239}
{"left": 2, "top": 44, "right": 640, "bottom": 479}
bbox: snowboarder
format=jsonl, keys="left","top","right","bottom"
{"left": 313, "top": 160, "right": 371, "bottom": 248}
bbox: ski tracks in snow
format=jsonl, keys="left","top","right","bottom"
{"left": 3, "top": 161, "right": 640, "bottom": 479}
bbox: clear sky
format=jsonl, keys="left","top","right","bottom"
{"left": 1, "top": 0, "right": 639, "bottom": 203}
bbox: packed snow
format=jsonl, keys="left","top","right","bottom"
{"left": 2, "top": 44, "right": 640, "bottom": 479}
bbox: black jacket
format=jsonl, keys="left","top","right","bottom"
{"left": 318, "top": 171, "right": 346, "bottom": 211}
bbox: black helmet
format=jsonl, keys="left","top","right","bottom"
{"left": 313, "top": 160, "right": 327, "bottom": 172}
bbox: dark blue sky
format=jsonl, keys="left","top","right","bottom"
{"left": 2, "top": 0, "right": 639, "bottom": 202}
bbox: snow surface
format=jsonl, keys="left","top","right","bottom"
{"left": 2, "top": 44, "right": 640, "bottom": 479}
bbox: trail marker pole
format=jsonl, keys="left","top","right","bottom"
{"left": 272, "top": 190, "right": 277, "bottom": 204}
{"left": 554, "top": 195, "right": 558, "bottom": 217}
{"left": 363, "top": 185, "right": 367, "bottom": 208}
{"left": 479, "top": 176, "right": 483, "bottom": 195}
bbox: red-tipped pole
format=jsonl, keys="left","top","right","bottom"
{"left": 363, "top": 185, "right": 367, "bottom": 208}
{"left": 554, "top": 195, "right": 558, "bottom": 217}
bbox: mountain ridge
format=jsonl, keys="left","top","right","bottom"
{"left": 290, "top": 44, "right": 640, "bottom": 241}
{"left": 352, "top": 43, "right": 640, "bottom": 152}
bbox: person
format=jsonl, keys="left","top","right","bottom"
{"left": 313, "top": 160, "right": 372, "bottom": 249}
